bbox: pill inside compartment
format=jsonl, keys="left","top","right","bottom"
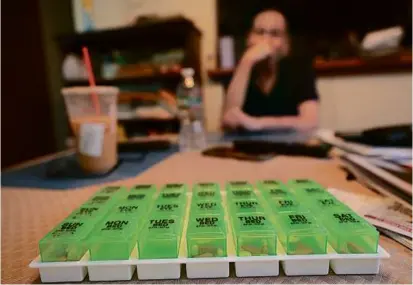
{"left": 275, "top": 212, "right": 327, "bottom": 255}
{"left": 88, "top": 214, "right": 140, "bottom": 261}
{"left": 232, "top": 212, "right": 277, "bottom": 256}
{"left": 320, "top": 209, "right": 379, "bottom": 254}
{"left": 39, "top": 219, "right": 95, "bottom": 262}
{"left": 138, "top": 214, "right": 184, "bottom": 259}
{"left": 187, "top": 214, "right": 227, "bottom": 258}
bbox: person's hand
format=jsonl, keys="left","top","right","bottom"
{"left": 242, "top": 42, "right": 273, "bottom": 65}
{"left": 223, "top": 108, "right": 263, "bottom": 131}
{"left": 222, "top": 107, "right": 241, "bottom": 129}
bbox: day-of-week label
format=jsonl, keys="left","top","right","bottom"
{"left": 127, "top": 194, "right": 146, "bottom": 201}
{"left": 289, "top": 214, "right": 312, "bottom": 225}
{"left": 195, "top": 217, "right": 219, "bottom": 228}
{"left": 277, "top": 200, "right": 295, "bottom": 207}
{"left": 269, "top": 188, "right": 288, "bottom": 195}
{"left": 304, "top": 187, "right": 324, "bottom": 194}
{"left": 295, "top": 179, "right": 312, "bottom": 183}
{"left": 89, "top": 196, "right": 110, "bottom": 204}
{"left": 116, "top": 205, "right": 140, "bottom": 213}
{"left": 232, "top": 190, "right": 252, "bottom": 197}
{"left": 318, "top": 198, "right": 337, "bottom": 206}
{"left": 196, "top": 202, "right": 218, "bottom": 210}
{"left": 196, "top": 191, "right": 216, "bottom": 198}
{"left": 263, "top": 180, "right": 279, "bottom": 185}
{"left": 230, "top": 181, "right": 248, "bottom": 185}
{"left": 161, "top": 193, "right": 182, "bottom": 199}
{"left": 234, "top": 201, "right": 259, "bottom": 209}
{"left": 149, "top": 219, "right": 175, "bottom": 229}
{"left": 101, "top": 186, "right": 121, "bottom": 194}
{"left": 75, "top": 207, "right": 99, "bottom": 216}
{"left": 238, "top": 215, "right": 266, "bottom": 226}
{"left": 165, "top": 183, "right": 184, "bottom": 189}
{"left": 198, "top": 183, "right": 215, "bottom": 187}
{"left": 133, "top": 184, "right": 152, "bottom": 189}
{"left": 102, "top": 220, "right": 129, "bottom": 231}
{"left": 156, "top": 204, "right": 179, "bottom": 211}
{"left": 333, "top": 213, "right": 360, "bottom": 223}
{"left": 52, "top": 222, "right": 84, "bottom": 237}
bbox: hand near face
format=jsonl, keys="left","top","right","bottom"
{"left": 242, "top": 42, "right": 273, "bottom": 65}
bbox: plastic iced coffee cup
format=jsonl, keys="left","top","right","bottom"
{"left": 62, "top": 86, "right": 119, "bottom": 174}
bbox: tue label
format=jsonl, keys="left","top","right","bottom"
{"left": 79, "top": 123, "right": 104, "bottom": 157}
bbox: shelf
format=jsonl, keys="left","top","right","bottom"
{"left": 57, "top": 16, "right": 201, "bottom": 52}
{"left": 208, "top": 53, "right": 412, "bottom": 82}
{"left": 63, "top": 71, "right": 181, "bottom": 87}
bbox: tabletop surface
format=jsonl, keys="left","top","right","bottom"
{"left": 2, "top": 133, "right": 412, "bottom": 284}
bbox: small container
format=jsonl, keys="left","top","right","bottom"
{"left": 138, "top": 214, "right": 184, "bottom": 259}
{"left": 123, "top": 192, "right": 153, "bottom": 205}
{"left": 108, "top": 203, "right": 149, "bottom": 219}
{"left": 227, "top": 189, "right": 257, "bottom": 201}
{"left": 192, "top": 183, "right": 221, "bottom": 202}
{"left": 256, "top": 180, "right": 286, "bottom": 190}
{"left": 226, "top": 181, "right": 254, "bottom": 191}
{"left": 232, "top": 212, "right": 277, "bottom": 256}
{"left": 151, "top": 200, "right": 187, "bottom": 216}
{"left": 304, "top": 196, "right": 350, "bottom": 212}
{"left": 88, "top": 214, "right": 139, "bottom": 261}
{"left": 320, "top": 210, "right": 379, "bottom": 254}
{"left": 228, "top": 199, "right": 265, "bottom": 214}
{"left": 39, "top": 220, "right": 95, "bottom": 262}
{"left": 161, "top": 183, "right": 188, "bottom": 194}
{"left": 260, "top": 186, "right": 294, "bottom": 200}
{"left": 92, "top": 186, "right": 127, "bottom": 199}
{"left": 190, "top": 200, "right": 223, "bottom": 215}
{"left": 186, "top": 214, "right": 227, "bottom": 258}
{"left": 275, "top": 212, "right": 327, "bottom": 255}
{"left": 156, "top": 191, "right": 186, "bottom": 203}
{"left": 287, "top": 180, "right": 332, "bottom": 199}
{"left": 269, "top": 198, "right": 305, "bottom": 214}
{"left": 82, "top": 195, "right": 117, "bottom": 208}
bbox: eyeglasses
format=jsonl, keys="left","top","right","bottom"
{"left": 251, "top": 27, "right": 285, "bottom": 38}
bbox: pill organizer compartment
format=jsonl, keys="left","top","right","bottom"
{"left": 138, "top": 214, "right": 184, "bottom": 259}
{"left": 39, "top": 220, "right": 95, "bottom": 262}
{"left": 129, "top": 184, "right": 157, "bottom": 195}
{"left": 226, "top": 181, "right": 254, "bottom": 191}
{"left": 187, "top": 214, "right": 227, "bottom": 258}
{"left": 268, "top": 198, "right": 306, "bottom": 214}
{"left": 67, "top": 205, "right": 110, "bottom": 221}
{"left": 192, "top": 183, "right": 222, "bottom": 202}
{"left": 232, "top": 212, "right": 277, "bottom": 256}
{"left": 151, "top": 200, "right": 187, "bottom": 216}
{"left": 228, "top": 199, "right": 265, "bottom": 214}
{"left": 321, "top": 210, "right": 379, "bottom": 254}
{"left": 227, "top": 189, "right": 257, "bottom": 201}
{"left": 275, "top": 212, "right": 327, "bottom": 255}
{"left": 161, "top": 183, "right": 188, "bottom": 194}
{"left": 89, "top": 214, "right": 139, "bottom": 260}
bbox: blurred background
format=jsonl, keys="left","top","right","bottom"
{"left": 2, "top": 0, "right": 412, "bottom": 168}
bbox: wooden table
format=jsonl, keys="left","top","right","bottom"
{"left": 2, "top": 151, "right": 411, "bottom": 284}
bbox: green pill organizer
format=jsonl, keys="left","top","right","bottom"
{"left": 269, "top": 197, "right": 306, "bottom": 214}
{"left": 192, "top": 183, "right": 222, "bottom": 201}
{"left": 229, "top": 199, "right": 265, "bottom": 214}
{"left": 231, "top": 212, "right": 277, "bottom": 256}
{"left": 275, "top": 212, "right": 327, "bottom": 255}
{"left": 320, "top": 210, "right": 379, "bottom": 254}
{"left": 191, "top": 200, "right": 223, "bottom": 215}
{"left": 138, "top": 214, "right": 184, "bottom": 259}
{"left": 186, "top": 214, "right": 227, "bottom": 258}
{"left": 88, "top": 214, "right": 140, "bottom": 261}
{"left": 39, "top": 219, "right": 96, "bottom": 262}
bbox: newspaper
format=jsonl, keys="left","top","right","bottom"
{"left": 328, "top": 188, "right": 412, "bottom": 238}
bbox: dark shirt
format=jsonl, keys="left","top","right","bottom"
{"left": 242, "top": 56, "right": 318, "bottom": 117}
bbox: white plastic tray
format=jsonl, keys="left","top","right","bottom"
{"left": 29, "top": 191, "right": 391, "bottom": 282}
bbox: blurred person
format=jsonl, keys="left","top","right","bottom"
{"left": 222, "top": 9, "right": 319, "bottom": 131}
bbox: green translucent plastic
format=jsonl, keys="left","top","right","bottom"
{"left": 229, "top": 199, "right": 265, "bottom": 214}
{"left": 232, "top": 212, "right": 277, "bottom": 256}
{"left": 227, "top": 189, "right": 257, "bottom": 201}
{"left": 39, "top": 220, "right": 95, "bottom": 262}
{"left": 260, "top": 186, "right": 294, "bottom": 200}
{"left": 187, "top": 214, "right": 227, "bottom": 258}
{"left": 320, "top": 210, "right": 379, "bottom": 253}
{"left": 109, "top": 203, "right": 149, "bottom": 219}
{"left": 83, "top": 195, "right": 116, "bottom": 208}
{"left": 92, "top": 186, "right": 127, "bottom": 199}
{"left": 67, "top": 205, "right": 109, "bottom": 221}
{"left": 151, "top": 200, "right": 187, "bottom": 216}
{"left": 269, "top": 198, "right": 305, "bottom": 214}
{"left": 192, "top": 183, "right": 221, "bottom": 201}
{"left": 130, "top": 184, "right": 156, "bottom": 195}
{"left": 138, "top": 214, "right": 184, "bottom": 259}
{"left": 288, "top": 180, "right": 332, "bottom": 199}
{"left": 123, "top": 191, "right": 153, "bottom": 205}
{"left": 226, "top": 181, "right": 254, "bottom": 191}
{"left": 161, "top": 183, "right": 188, "bottom": 194}
{"left": 256, "top": 180, "right": 285, "bottom": 190}
{"left": 89, "top": 214, "right": 139, "bottom": 260}
{"left": 156, "top": 191, "right": 186, "bottom": 203}
{"left": 275, "top": 212, "right": 327, "bottom": 255}
{"left": 304, "top": 196, "right": 350, "bottom": 212}
{"left": 191, "top": 200, "right": 223, "bottom": 215}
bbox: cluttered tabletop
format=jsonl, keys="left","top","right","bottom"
{"left": 2, "top": 130, "right": 412, "bottom": 284}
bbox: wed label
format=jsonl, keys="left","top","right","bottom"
{"left": 79, "top": 123, "right": 104, "bottom": 157}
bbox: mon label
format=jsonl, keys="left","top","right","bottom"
{"left": 102, "top": 220, "right": 129, "bottom": 231}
